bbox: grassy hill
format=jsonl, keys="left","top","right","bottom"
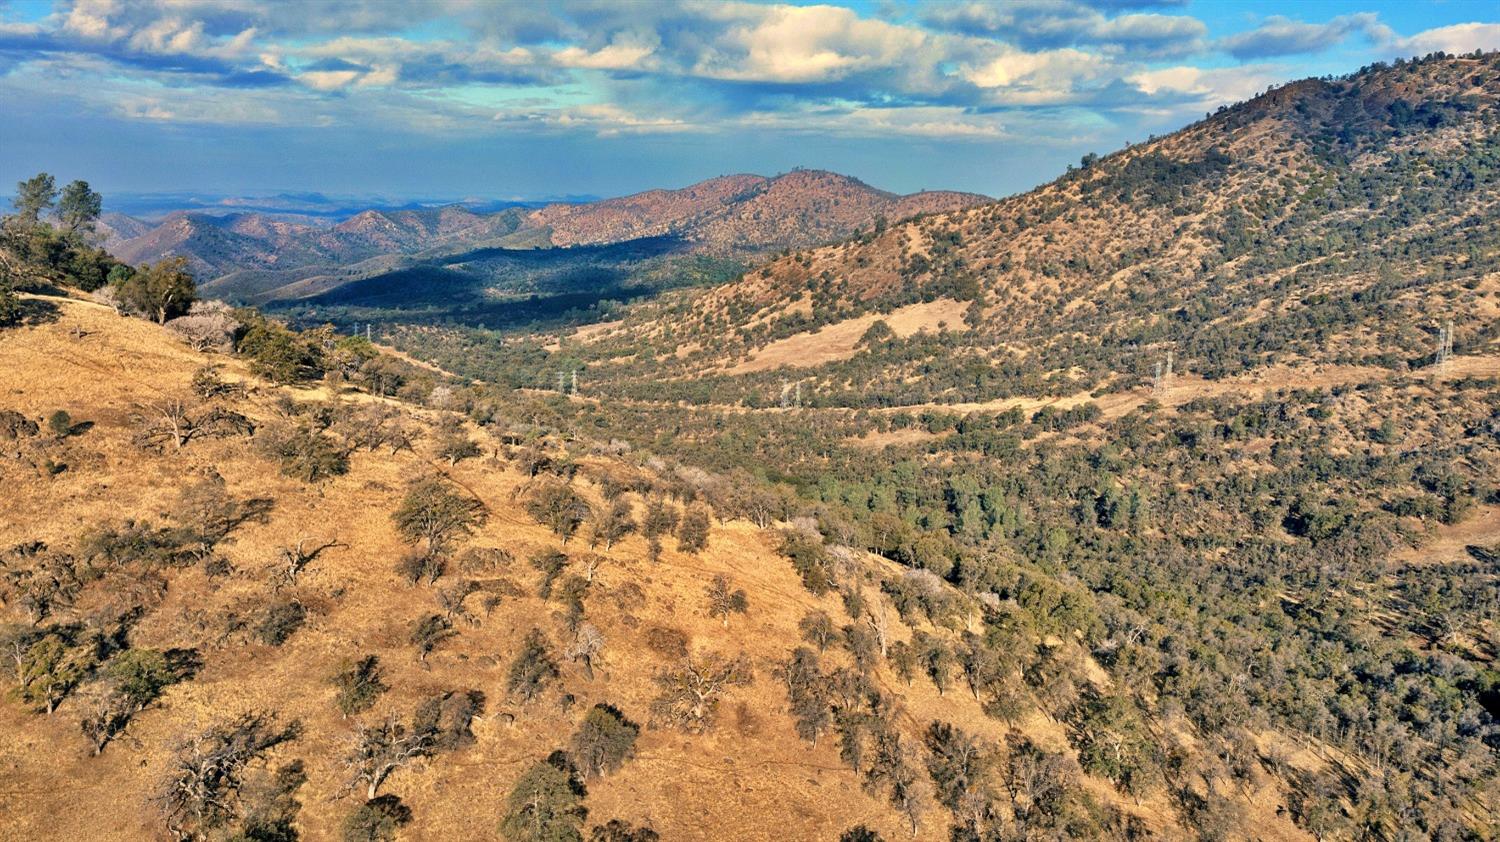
{"left": 0, "top": 294, "right": 1325, "bottom": 841}
{"left": 354, "top": 53, "right": 1500, "bottom": 841}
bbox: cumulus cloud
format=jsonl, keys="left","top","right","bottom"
{"left": 1392, "top": 22, "right": 1500, "bottom": 56}
{"left": 0, "top": 0, "right": 1495, "bottom": 147}
{"left": 1128, "top": 64, "right": 1281, "bottom": 104}
{"left": 1219, "top": 13, "right": 1392, "bottom": 60}
{"left": 924, "top": 0, "right": 1206, "bottom": 57}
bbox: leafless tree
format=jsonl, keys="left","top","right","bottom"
{"left": 866, "top": 593, "right": 892, "bottom": 659}
{"left": 649, "top": 651, "right": 753, "bottom": 733}
{"left": 341, "top": 716, "right": 434, "bottom": 800}
{"left": 157, "top": 713, "right": 302, "bottom": 840}
{"left": 566, "top": 623, "right": 605, "bottom": 680}
{"left": 275, "top": 537, "right": 344, "bottom": 588}
{"left": 133, "top": 398, "right": 253, "bottom": 452}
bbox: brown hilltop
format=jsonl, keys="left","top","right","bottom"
{"left": 533, "top": 169, "right": 989, "bottom": 252}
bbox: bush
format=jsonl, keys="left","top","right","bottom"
{"left": 342, "top": 795, "right": 411, "bottom": 842}
{"left": 332, "top": 656, "right": 387, "bottom": 717}
{"left": 256, "top": 422, "right": 349, "bottom": 483}
{"left": 0, "top": 283, "right": 19, "bottom": 327}
{"left": 590, "top": 820, "right": 660, "bottom": 842}
{"left": 46, "top": 410, "right": 72, "bottom": 437}
{"left": 571, "top": 703, "right": 640, "bottom": 778}
{"left": 257, "top": 600, "right": 307, "bottom": 646}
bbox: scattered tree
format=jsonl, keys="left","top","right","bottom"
{"left": 527, "top": 482, "right": 592, "bottom": 545}
{"left": 799, "top": 610, "right": 837, "bottom": 651}
{"left": 57, "top": 180, "right": 102, "bottom": 234}
{"left": 410, "top": 614, "right": 455, "bottom": 663}
{"left": 114, "top": 256, "right": 195, "bottom": 324}
{"left": 342, "top": 795, "right": 411, "bottom": 842}
{"left": 157, "top": 712, "right": 302, "bottom": 841}
{"left": 342, "top": 716, "right": 434, "bottom": 800}
{"left": 676, "top": 506, "right": 710, "bottom": 553}
{"left": 332, "top": 656, "right": 388, "bottom": 718}
{"left": 392, "top": 476, "right": 487, "bottom": 559}
{"left": 565, "top": 623, "right": 605, "bottom": 680}
{"left": 704, "top": 574, "right": 748, "bottom": 627}
{"left": 529, "top": 548, "right": 570, "bottom": 599}
{"left": 500, "top": 752, "right": 588, "bottom": 842}
{"left": 650, "top": 651, "right": 752, "bottom": 733}
{"left": 12, "top": 173, "right": 57, "bottom": 224}
{"left": 507, "top": 628, "right": 560, "bottom": 704}
{"left": 570, "top": 703, "right": 640, "bottom": 778}
{"left": 590, "top": 500, "right": 635, "bottom": 550}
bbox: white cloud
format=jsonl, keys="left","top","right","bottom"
{"left": 1393, "top": 23, "right": 1500, "bottom": 56}
{"left": 1128, "top": 64, "right": 1280, "bottom": 104}
{"left": 554, "top": 35, "right": 657, "bottom": 70}
{"left": 692, "top": 3, "right": 934, "bottom": 84}
{"left": 1219, "top": 13, "right": 1392, "bottom": 59}
{"left": 299, "top": 69, "right": 360, "bottom": 90}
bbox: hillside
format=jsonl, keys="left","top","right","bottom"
{"left": 108, "top": 207, "right": 538, "bottom": 283}
{"left": 493, "top": 53, "right": 1500, "bottom": 412}
{"left": 530, "top": 170, "right": 987, "bottom": 252}
{"left": 361, "top": 53, "right": 1500, "bottom": 842}
{"left": 104, "top": 171, "right": 988, "bottom": 303}
{"left": 0, "top": 294, "right": 1329, "bottom": 841}
{"left": 5, "top": 49, "right": 1499, "bottom": 842}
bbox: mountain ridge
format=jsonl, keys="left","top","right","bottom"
{"left": 103, "top": 170, "right": 990, "bottom": 296}
{"left": 523, "top": 52, "right": 1500, "bottom": 411}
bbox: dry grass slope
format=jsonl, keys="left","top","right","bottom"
{"left": 0, "top": 298, "right": 1311, "bottom": 841}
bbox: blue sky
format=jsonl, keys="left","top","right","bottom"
{"left": 2, "top": 1, "right": 1498, "bottom": 204}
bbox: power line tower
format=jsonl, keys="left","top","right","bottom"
{"left": 1435, "top": 320, "right": 1453, "bottom": 376}
{"left": 1152, "top": 349, "right": 1174, "bottom": 396}
{"left": 558, "top": 371, "right": 566, "bottom": 393}
{"left": 571, "top": 369, "right": 578, "bottom": 395}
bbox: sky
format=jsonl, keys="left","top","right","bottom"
{"left": 2, "top": 0, "right": 1499, "bottom": 205}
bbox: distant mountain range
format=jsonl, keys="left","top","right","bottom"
{"left": 98, "top": 171, "right": 989, "bottom": 300}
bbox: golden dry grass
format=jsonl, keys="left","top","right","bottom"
{"left": 0, "top": 301, "right": 904, "bottom": 840}
{"left": 726, "top": 299, "right": 971, "bottom": 374}
{"left": 2, "top": 298, "right": 1277, "bottom": 841}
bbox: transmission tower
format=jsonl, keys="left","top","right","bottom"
{"left": 571, "top": 369, "right": 578, "bottom": 395}
{"left": 1435, "top": 320, "right": 1454, "bottom": 375}
{"left": 1152, "top": 349, "right": 1174, "bottom": 395}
